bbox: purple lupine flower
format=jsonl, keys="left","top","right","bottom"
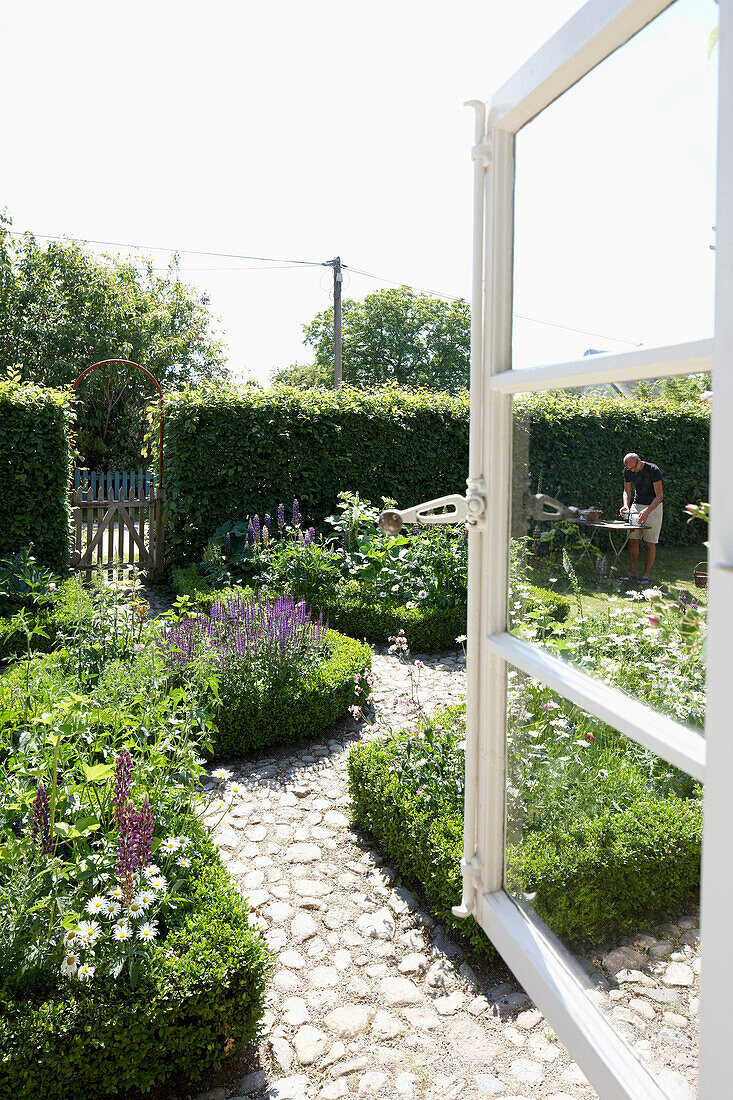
{"left": 263, "top": 513, "right": 271, "bottom": 534}
{"left": 292, "top": 498, "right": 301, "bottom": 528}
{"left": 308, "top": 526, "right": 315, "bottom": 544}
{"left": 31, "top": 783, "right": 53, "bottom": 855}
{"left": 117, "top": 798, "right": 154, "bottom": 906}
{"left": 304, "top": 529, "right": 312, "bottom": 547}
{"left": 246, "top": 520, "right": 255, "bottom": 548}
{"left": 112, "top": 747, "right": 132, "bottom": 825}
{"left": 277, "top": 503, "right": 285, "bottom": 532}
{"left": 252, "top": 515, "right": 261, "bottom": 544}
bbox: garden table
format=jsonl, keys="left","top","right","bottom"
{"left": 582, "top": 519, "right": 649, "bottom": 578}
{"left": 527, "top": 495, "right": 647, "bottom": 578}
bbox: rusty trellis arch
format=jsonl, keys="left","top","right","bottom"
{"left": 72, "top": 359, "right": 164, "bottom": 487}
{"left": 70, "top": 359, "right": 166, "bottom": 576}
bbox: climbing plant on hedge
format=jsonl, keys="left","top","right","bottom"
{"left": 0, "top": 381, "right": 73, "bottom": 571}
{"left": 159, "top": 385, "right": 709, "bottom": 568}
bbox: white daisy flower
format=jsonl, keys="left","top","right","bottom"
{"left": 135, "top": 890, "right": 156, "bottom": 908}
{"left": 62, "top": 929, "right": 78, "bottom": 947}
{"left": 77, "top": 962, "right": 95, "bottom": 981}
{"left": 159, "top": 837, "right": 181, "bottom": 855}
{"left": 108, "top": 884, "right": 124, "bottom": 900}
{"left": 113, "top": 922, "right": 132, "bottom": 942}
{"left": 229, "top": 782, "right": 242, "bottom": 795}
{"left": 102, "top": 898, "right": 121, "bottom": 918}
{"left": 211, "top": 767, "right": 232, "bottom": 781}
{"left": 85, "top": 895, "right": 106, "bottom": 916}
{"left": 127, "top": 898, "right": 145, "bottom": 919}
{"left": 174, "top": 836, "right": 191, "bottom": 850}
{"left": 137, "top": 921, "right": 158, "bottom": 942}
{"left": 149, "top": 875, "right": 167, "bottom": 892}
{"left": 177, "top": 857, "right": 191, "bottom": 869}
{"left": 77, "top": 920, "right": 101, "bottom": 946}
{"left": 143, "top": 864, "right": 161, "bottom": 879}
{"left": 60, "top": 953, "right": 80, "bottom": 976}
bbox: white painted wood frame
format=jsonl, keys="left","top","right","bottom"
{"left": 457, "top": 1, "right": 728, "bottom": 1096}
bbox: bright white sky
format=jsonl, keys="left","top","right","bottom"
{"left": 1, "top": 0, "right": 718, "bottom": 384}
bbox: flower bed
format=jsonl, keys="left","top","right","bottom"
{"left": 163, "top": 591, "right": 371, "bottom": 756}
{"left": 0, "top": 818, "right": 271, "bottom": 1100}
{"left": 0, "top": 578, "right": 272, "bottom": 1099}
{"left": 348, "top": 706, "right": 702, "bottom": 959}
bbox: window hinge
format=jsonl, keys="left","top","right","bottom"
{"left": 471, "top": 138, "right": 492, "bottom": 167}
{"left": 452, "top": 854, "right": 483, "bottom": 919}
{"left": 378, "top": 481, "right": 487, "bottom": 534}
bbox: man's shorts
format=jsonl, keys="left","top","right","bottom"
{"left": 629, "top": 502, "right": 663, "bottom": 544}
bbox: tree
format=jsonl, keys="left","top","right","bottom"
{"left": 269, "top": 362, "right": 333, "bottom": 389}
{"left": 302, "top": 286, "right": 470, "bottom": 392}
{"left": 0, "top": 211, "right": 228, "bottom": 468}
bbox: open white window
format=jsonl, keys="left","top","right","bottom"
{"left": 449, "top": 1, "right": 732, "bottom": 1097}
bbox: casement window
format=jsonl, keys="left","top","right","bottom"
{"left": 384, "top": 1, "right": 729, "bottom": 1095}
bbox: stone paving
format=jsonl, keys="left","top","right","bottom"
{"left": 186, "top": 646, "right": 700, "bottom": 1100}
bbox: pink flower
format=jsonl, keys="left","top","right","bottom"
{"left": 684, "top": 504, "right": 697, "bottom": 515}
{"left": 586, "top": 733, "right": 594, "bottom": 741}
{"left": 647, "top": 615, "right": 660, "bottom": 627}
{"left": 541, "top": 702, "right": 559, "bottom": 712}
{"left": 348, "top": 705, "right": 361, "bottom": 721}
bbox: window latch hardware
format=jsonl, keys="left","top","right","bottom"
{"left": 379, "top": 484, "right": 487, "bottom": 534}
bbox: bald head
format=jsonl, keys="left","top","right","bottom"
{"left": 624, "top": 453, "right": 640, "bottom": 469}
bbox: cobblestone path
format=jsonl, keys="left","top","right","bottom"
{"left": 193, "top": 650, "right": 700, "bottom": 1100}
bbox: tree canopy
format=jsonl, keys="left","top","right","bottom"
{"left": 0, "top": 211, "right": 227, "bottom": 468}
{"left": 300, "top": 286, "right": 470, "bottom": 392}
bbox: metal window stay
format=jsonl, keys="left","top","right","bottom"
{"left": 377, "top": 0, "right": 732, "bottom": 1095}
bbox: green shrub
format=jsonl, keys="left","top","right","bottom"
{"left": 0, "top": 821, "right": 272, "bottom": 1100}
{"left": 320, "top": 595, "right": 468, "bottom": 652}
{"left": 171, "top": 563, "right": 212, "bottom": 603}
{"left": 523, "top": 585, "right": 570, "bottom": 623}
{"left": 348, "top": 723, "right": 701, "bottom": 959}
{"left": 0, "top": 382, "right": 74, "bottom": 571}
{"left": 213, "top": 629, "right": 371, "bottom": 757}
{"left": 0, "top": 578, "right": 95, "bottom": 661}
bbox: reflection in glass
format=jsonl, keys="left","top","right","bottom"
{"left": 508, "top": 377, "right": 708, "bottom": 730}
{"left": 512, "top": 0, "right": 718, "bottom": 369}
{"left": 505, "top": 678, "right": 701, "bottom": 1093}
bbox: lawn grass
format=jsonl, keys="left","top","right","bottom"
{"left": 526, "top": 542, "right": 707, "bottom": 619}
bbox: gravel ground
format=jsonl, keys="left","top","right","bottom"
{"left": 142, "top": 588, "right": 700, "bottom": 1100}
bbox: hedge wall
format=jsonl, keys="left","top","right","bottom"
{"left": 160, "top": 386, "right": 470, "bottom": 567}
{"left": 514, "top": 393, "right": 709, "bottom": 549}
{"left": 0, "top": 382, "right": 73, "bottom": 571}
{"left": 159, "top": 386, "right": 709, "bottom": 567}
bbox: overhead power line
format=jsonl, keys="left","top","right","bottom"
{"left": 8, "top": 227, "right": 643, "bottom": 348}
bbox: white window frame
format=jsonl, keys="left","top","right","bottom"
{"left": 456, "top": 2, "right": 732, "bottom": 1096}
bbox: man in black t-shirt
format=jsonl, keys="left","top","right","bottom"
{"left": 620, "top": 453, "right": 664, "bottom": 585}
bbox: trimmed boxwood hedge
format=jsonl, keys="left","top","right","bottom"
{"left": 212, "top": 628, "right": 372, "bottom": 757}
{"left": 315, "top": 598, "right": 467, "bottom": 653}
{"left": 348, "top": 726, "right": 701, "bottom": 960}
{"left": 0, "top": 381, "right": 74, "bottom": 572}
{"left": 0, "top": 818, "right": 272, "bottom": 1100}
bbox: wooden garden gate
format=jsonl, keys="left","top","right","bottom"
{"left": 70, "top": 360, "right": 165, "bottom": 577}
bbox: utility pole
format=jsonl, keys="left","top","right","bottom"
{"left": 331, "top": 256, "right": 343, "bottom": 389}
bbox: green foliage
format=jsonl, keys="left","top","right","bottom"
{"left": 160, "top": 385, "right": 470, "bottom": 567}
{"left": 170, "top": 564, "right": 212, "bottom": 603}
{"left": 212, "top": 628, "right": 371, "bottom": 757}
{"left": 0, "top": 381, "right": 74, "bottom": 571}
{"left": 515, "top": 392, "right": 709, "bottom": 548}
{"left": 348, "top": 707, "right": 702, "bottom": 958}
{"left": 0, "top": 212, "right": 227, "bottom": 469}
{"left": 270, "top": 361, "right": 333, "bottom": 389}
{"left": 302, "top": 287, "right": 470, "bottom": 391}
{"left": 0, "top": 577, "right": 95, "bottom": 661}
{"left": 0, "top": 822, "right": 272, "bottom": 1100}
{"left": 320, "top": 595, "right": 468, "bottom": 653}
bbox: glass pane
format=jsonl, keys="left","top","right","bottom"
{"left": 509, "top": 375, "right": 709, "bottom": 732}
{"left": 512, "top": 0, "right": 719, "bottom": 369}
{"left": 505, "top": 678, "right": 701, "bottom": 1096}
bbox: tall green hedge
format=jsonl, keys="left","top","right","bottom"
{"left": 159, "top": 386, "right": 709, "bottom": 567}
{"left": 514, "top": 393, "right": 709, "bottom": 548}
{"left": 0, "top": 382, "right": 73, "bottom": 571}
{"left": 160, "top": 386, "right": 470, "bottom": 567}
